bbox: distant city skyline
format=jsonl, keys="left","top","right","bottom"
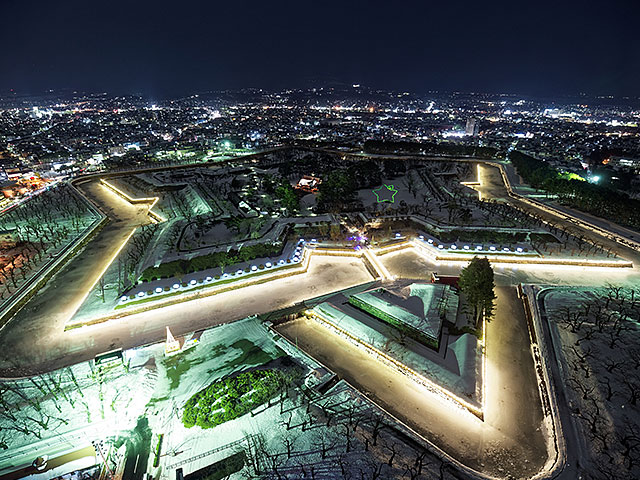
{"left": 2, "top": 0, "right": 638, "bottom": 98}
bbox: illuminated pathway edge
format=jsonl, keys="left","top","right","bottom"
{"left": 52, "top": 173, "right": 633, "bottom": 478}
{"left": 305, "top": 307, "right": 487, "bottom": 420}
{"left": 64, "top": 237, "right": 630, "bottom": 331}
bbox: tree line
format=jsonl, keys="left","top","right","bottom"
{"left": 364, "top": 140, "right": 500, "bottom": 159}
{"left": 509, "top": 150, "right": 640, "bottom": 230}
{"left": 0, "top": 184, "right": 95, "bottom": 300}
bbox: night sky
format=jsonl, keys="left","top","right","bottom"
{"left": 2, "top": 0, "right": 639, "bottom": 98}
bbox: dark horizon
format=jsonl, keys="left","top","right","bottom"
{"left": 2, "top": 0, "right": 639, "bottom": 99}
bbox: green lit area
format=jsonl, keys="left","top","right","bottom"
{"left": 557, "top": 171, "right": 586, "bottom": 181}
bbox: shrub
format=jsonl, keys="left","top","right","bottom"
{"left": 152, "top": 434, "right": 164, "bottom": 468}
{"left": 181, "top": 369, "right": 293, "bottom": 429}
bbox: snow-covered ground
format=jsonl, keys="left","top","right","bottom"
{"left": 543, "top": 286, "right": 640, "bottom": 479}
{"left": 0, "top": 316, "right": 474, "bottom": 480}
{"left": 0, "top": 184, "right": 100, "bottom": 307}
{"left": 306, "top": 283, "right": 481, "bottom": 408}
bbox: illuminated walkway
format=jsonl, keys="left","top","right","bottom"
{"left": 0, "top": 178, "right": 373, "bottom": 375}
{"left": 277, "top": 286, "right": 545, "bottom": 478}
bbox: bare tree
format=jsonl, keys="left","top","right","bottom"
{"left": 623, "top": 377, "right": 640, "bottom": 407}
{"left": 282, "top": 433, "right": 297, "bottom": 459}
{"left": 600, "top": 377, "right": 616, "bottom": 402}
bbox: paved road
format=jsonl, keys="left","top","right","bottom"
{"left": 0, "top": 252, "right": 373, "bottom": 376}
{"left": 0, "top": 180, "right": 151, "bottom": 376}
{"left": 277, "top": 286, "right": 546, "bottom": 478}
{"left": 473, "top": 164, "right": 640, "bottom": 265}
{"left": 380, "top": 247, "right": 640, "bottom": 289}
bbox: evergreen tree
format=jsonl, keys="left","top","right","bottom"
{"left": 458, "top": 257, "right": 496, "bottom": 327}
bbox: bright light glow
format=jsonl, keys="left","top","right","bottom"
{"left": 72, "top": 227, "right": 137, "bottom": 313}
{"left": 442, "top": 131, "right": 466, "bottom": 138}
{"left": 406, "top": 237, "right": 632, "bottom": 268}
{"left": 100, "top": 179, "right": 166, "bottom": 222}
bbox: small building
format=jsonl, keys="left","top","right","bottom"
{"left": 295, "top": 175, "right": 321, "bottom": 193}
{"left": 1, "top": 180, "right": 18, "bottom": 198}
{"left": 431, "top": 272, "right": 459, "bottom": 290}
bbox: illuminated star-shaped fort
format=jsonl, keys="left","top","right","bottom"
{"left": 373, "top": 184, "right": 398, "bottom": 203}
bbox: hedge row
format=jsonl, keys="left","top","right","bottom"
{"left": 139, "top": 241, "right": 283, "bottom": 282}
